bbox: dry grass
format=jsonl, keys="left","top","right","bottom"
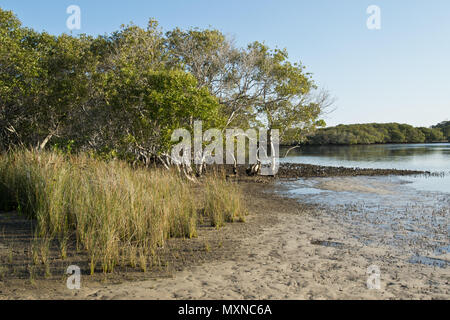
{"left": 204, "top": 173, "right": 247, "bottom": 228}
{"left": 0, "top": 150, "right": 246, "bottom": 274}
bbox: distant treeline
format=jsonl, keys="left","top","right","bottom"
{"left": 432, "top": 121, "right": 450, "bottom": 141}
{"left": 283, "top": 122, "right": 449, "bottom": 145}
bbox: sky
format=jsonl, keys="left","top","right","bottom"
{"left": 1, "top": 0, "right": 449, "bottom": 127}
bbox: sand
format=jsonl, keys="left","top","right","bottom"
{"left": 314, "top": 176, "right": 398, "bottom": 195}
{"left": 2, "top": 182, "right": 448, "bottom": 300}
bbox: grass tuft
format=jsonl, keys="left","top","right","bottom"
{"left": 204, "top": 173, "right": 247, "bottom": 229}
{"left": 0, "top": 150, "right": 246, "bottom": 274}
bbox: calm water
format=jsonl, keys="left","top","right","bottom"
{"left": 278, "top": 143, "right": 450, "bottom": 265}
{"left": 281, "top": 143, "right": 450, "bottom": 193}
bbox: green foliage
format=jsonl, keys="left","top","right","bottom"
{"left": 1, "top": 8, "right": 327, "bottom": 163}
{"left": 98, "top": 67, "right": 222, "bottom": 161}
{"left": 432, "top": 121, "right": 450, "bottom": 141}
{"left": 0, "top": 9, "right": 42, "bottom": 147}
{"left": 165, "top": 28, "right": 328, "bottom": 142}
{"left": 247, "top": 41, "right": 322, "bottom": 142}
{"left": 295, "top": 123, "right": 446, "bottom": 146}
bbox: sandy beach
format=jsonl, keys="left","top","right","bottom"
{"left": 1, "top": 181, "right": 448, "bottom": 300}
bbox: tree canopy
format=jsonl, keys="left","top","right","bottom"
{"left": 0, "top": 8, "right": 328, "bottom": 165}
{"left": 432, "top": 121, "right": 450, "bottom": 141}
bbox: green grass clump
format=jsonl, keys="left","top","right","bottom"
{"left": 0, "top": 150, "right": 199, "bottom": 273}
{"left": 204, "top": 173, "right": 247, "bottom": 229}
{"left": 0, "top": 150, "right": 246, "bottom": 274}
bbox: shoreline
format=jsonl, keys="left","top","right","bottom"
{"left": 228, "top": 163, "right": 433, "bottom": 183}
{"left": 1, "top": 180, "right": 448, "bottom": 300}
{"left": 276, "top": 163, "right": 432, "bottom": 178}
{"left": 281, "top": 141, "right": 449, "bottom": 147}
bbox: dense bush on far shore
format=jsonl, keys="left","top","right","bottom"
{"left": 432, "top": 121, "right": 450, "bottom": 141}
{"left": 283, "top": 122, "right": 448, "bottom": 146}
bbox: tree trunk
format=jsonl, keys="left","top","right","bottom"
{"left": 246, "top": 161, "right": 260, "bottom": 176}
{"left": 38, "top": 133, "right": 53, "bottom": 151}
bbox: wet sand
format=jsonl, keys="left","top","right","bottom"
{"left": 1, "top": 182, "right": 448, "bottom": 300}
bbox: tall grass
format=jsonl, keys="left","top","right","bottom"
{"left": 204, "top": 173, "right": 247, "bottom": 228}
{"left": 0, "top": 150, "right": 245, "bottom": 274}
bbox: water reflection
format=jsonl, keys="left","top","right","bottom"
{"left": 281, "top": 143, "right": 450, "bottom": 172}
{"left": 280, "top": 143, "right": 450, "bottom": 193}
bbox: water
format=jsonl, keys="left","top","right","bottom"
{"left": 281, "top": 143, "right": 450, "bottom": 193}
{"left": 278, "top": 143, "right": 450, "bottom": 267}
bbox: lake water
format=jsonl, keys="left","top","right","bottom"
{"left": 281, "top": 143, "right": 450, "bottom": 193}
{"left": 278, "top": 143, "right": 449, "bottom": 266}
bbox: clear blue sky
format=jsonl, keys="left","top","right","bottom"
{"left": 1, "top": 0, "right": 449, "bottom": 127}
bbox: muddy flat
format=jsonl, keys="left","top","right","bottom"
{"left": 1, "top": 182, "right": 448, "bottom": 300}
